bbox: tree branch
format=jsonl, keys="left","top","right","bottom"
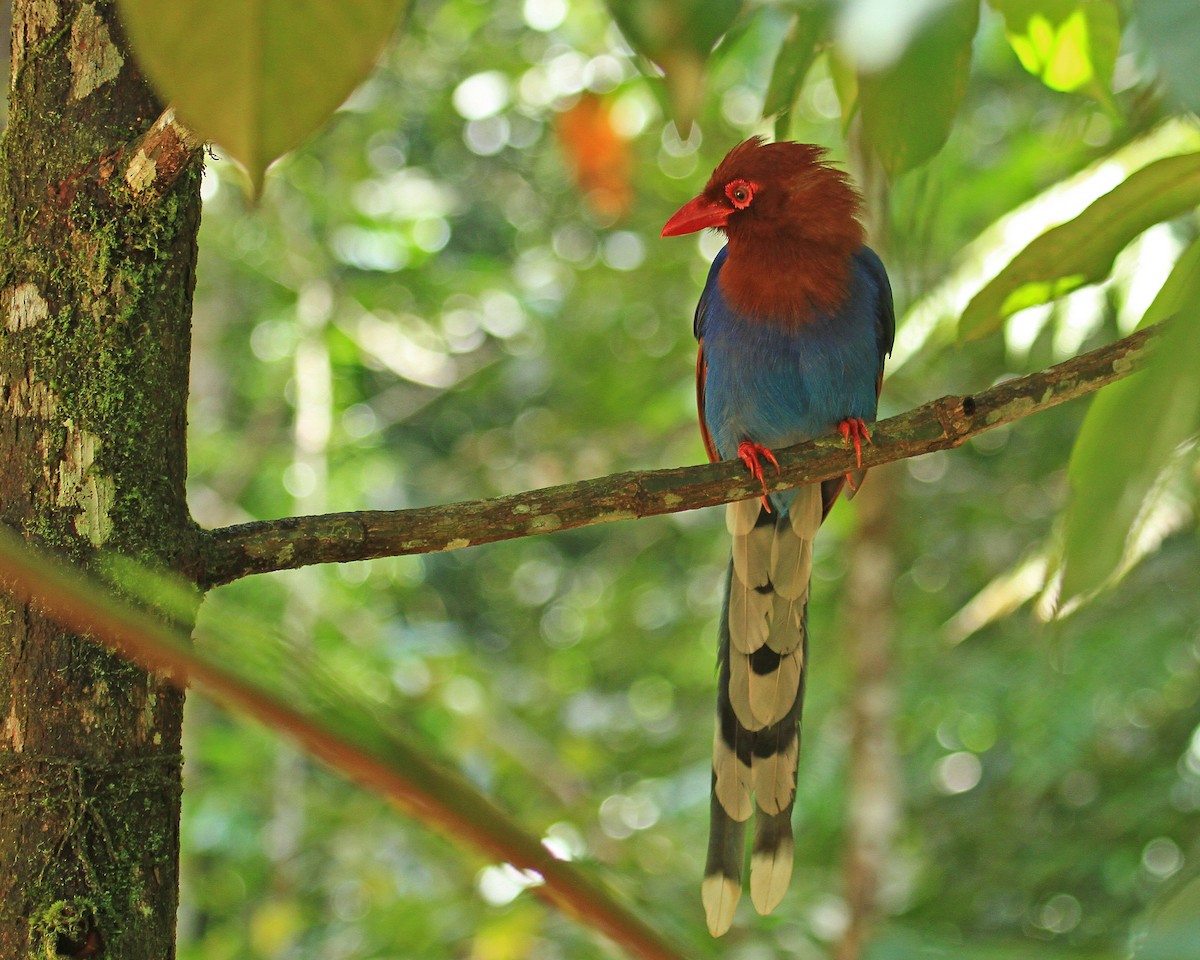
{"left": 198, "top": 325, "right": 1157, "bottom": 588}
{"left": 123, "top": 107, "right": 202, "bottom": 198}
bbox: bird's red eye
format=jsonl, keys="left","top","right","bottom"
{"left": 725, "top": 179, "right": 755, "bottom": 210}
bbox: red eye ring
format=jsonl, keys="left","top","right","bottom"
{"left": 725, "top": 179, "right": 755, "bottom": 210}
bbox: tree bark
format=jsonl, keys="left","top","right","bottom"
{"left": 0, "top": 2, "right": 202, "bottom": 956}
{"left": 833, "top": 471, "right": 901, "bottom": 960}
{"left": 831, "top": 125, "right": 901, "bottom": 960}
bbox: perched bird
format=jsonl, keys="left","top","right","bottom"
{"left": 661, "top": 138, "right": 895, "bottom": 936}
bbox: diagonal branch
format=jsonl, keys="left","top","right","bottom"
{"left": 197, "top": 325, "right": 1158, "bottom": 589}
{"left": 0, "top": 529, "right": 695, "bottom": 960}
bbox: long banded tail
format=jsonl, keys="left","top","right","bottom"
{"left": 703, "top": 486, "right": 821, "bottom": 936}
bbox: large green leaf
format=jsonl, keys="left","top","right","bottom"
{"left": 960, "top": 151, "right": 1200, "bottom": 340}
{"left": 763, "top": 3, "right": 835, "bottom": 131}
{"left": 1135, "top": 0, "right": 1200, "bottom": 114}
{"left": 117, "top": 0, "right": 409, "bottom": 191}
{"left": 603, "top": 0, "right": 740, "bottom": 130}
{"left": 1131, "top": 876, "right": 1200, "bottom": 960}
{"left": 991, "top": 0, "right": 1120, "bottom": 107}
{"left": 857, "top": 0, "right": 979, "bottom": 178}
{"left": 1060, "top": 238, "right": 1200, "bottom": 600}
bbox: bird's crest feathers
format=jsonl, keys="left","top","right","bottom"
{"left": 702, "top": 137, "right": 865, "bottom": 322}
{"left": 704, "top": 138, "right": 861, "bottom": 240}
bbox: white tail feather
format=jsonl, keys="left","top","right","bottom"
{"left": 751, "top": 736, "right": 798, "bottom": 815}
{"left": 712, "top": 725, "right": 754, "bottom": 821}
{"left": 727, "top": 651, "right": 767, "bottom": 732}
{"left": 725, "top": 498, "right": 760, "bottom": 535}
{"left": 768, "top": 528, "right": 810, "bottom": 600}
{"left": 750, "top": 843, "right": 794, "bottom": 916}
{"left": 787, "top": 484, "right": 822, "bottom": 537}
{"left": 747, "top": 649, "right": 802, "bottom": 727}
{"left": 702, "top": 874, "right": 742, "bottom": 937}
{"left": 728, "top": 582, "right": 770, "bottom": 653}
{"left": 767, "top": 591, "right": 806, "bottom": 653}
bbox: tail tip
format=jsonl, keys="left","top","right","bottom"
{"left": 749, "top": 845, "right": 794, "bottom": 916}
{"left": 701, "top": 873, "right": 741, "bottom": 937}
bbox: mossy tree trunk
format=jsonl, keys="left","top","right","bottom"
{"left": 0, "top": 1, "right": 202, "bottom": 956}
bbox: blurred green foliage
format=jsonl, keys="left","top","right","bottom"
{"left": 858, "top": 0, "right": 980, "bottom": 177}
{"left": 960, "top": 152, "right": 1200, "bottom": 338}
{"left": 166, "top": 0, "right": 1200, "bottom": 956}
{"left": 1062, "top": 237, "right": 1200, "bottom": 600}
{"left": 1134, "top": 0, "right": 1200, "bottom": 116}
{"left": 994, "top": 0, "right": 1122, "bottom": 106}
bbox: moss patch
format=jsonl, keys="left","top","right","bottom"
{"left": 29, "top": 898, "right": 100, "bottom": 959}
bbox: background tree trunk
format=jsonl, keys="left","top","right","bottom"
{"left": 833, "top": 470, "right": 901, "bottom": 960}
{"left": 834, "top": 133, "right": 901, "bottom": 960}
{"left": 0, "top": 1, "right": 202, "bottom": 955}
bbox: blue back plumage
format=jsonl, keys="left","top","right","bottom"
{"left": 697, "top": 245, "right": 893, "bottom": 514}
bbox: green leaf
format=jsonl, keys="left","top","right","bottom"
{"left": 116, "top": 0, "right": 409, "bottom": 192}
{"left": 1135, "top": 0, "right": 1200, "bottom": 114}
{"left": 857, "top": 0, "right": 980, "bottom": 178}
{"left": 1132, "top": 875, "right": 1200, "bottom": 960}
{"left": 603, "top": 0, "right": 741, "bottom": 130}
{"left": 603, "top": 0, "right": 740, "bottom": 66}
{"left": 763, "top": 5, "right": 835, "bottom": 122}
{"left": 992, "top": 0, "right": 1121, "bottom": 106}
{"left": 1060, "top": 238, "right": 1200, "bottom": 600}
{"left": 960, "top": 151, "right": 1200, "bottom": 340}
{"left": 829, "top": 48, "right": 860, "bottom": 134}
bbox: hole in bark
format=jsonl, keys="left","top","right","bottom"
{"left": 56, "top": 922, "right": 103, "bottom": 958}
{"left": 50, "top": 905, "right": 104, "bottom": 959}
{"left": 31, "top": 900, "right": 104, "bottom": 959}
{"left": 962, "top": 396, "right": 976, "bottom": 416}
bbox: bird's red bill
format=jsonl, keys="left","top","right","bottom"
{"left": 661, "top": 194, "right": 729, "bottom": 237}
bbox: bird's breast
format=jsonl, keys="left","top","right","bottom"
{"left": 699, "top": 263, "right": 882, "bottom": 462}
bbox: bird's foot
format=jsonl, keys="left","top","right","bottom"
{"left": 838, "top": 418, "right": 871, "bottom": 490}
{"left": 838, "top": 418, "right": 871, "bottom": 467}
{"left": 737, "top": 440, "right": 779, "bottom": 511}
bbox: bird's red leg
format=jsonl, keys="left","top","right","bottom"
{"left": 737, "top": 440, "right": 780, "bottom": 511}
{"left": 837, "top": 417, "right": 872, "bottom": 490}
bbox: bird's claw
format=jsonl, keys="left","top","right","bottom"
{"left": 838, "top": 417, "right": 871, "bottom": 468}
{"left": 737, "top": 440, "right": 779, "bottom": 512}
{"left": 838, "top": 417, "right": 871, "bottom": 490}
